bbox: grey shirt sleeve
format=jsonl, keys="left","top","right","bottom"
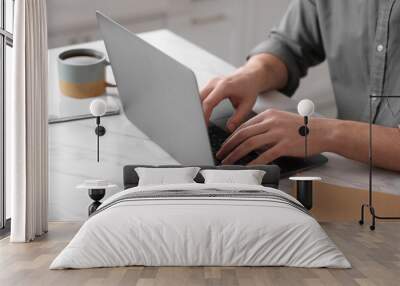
{"left": 249, "top": 0, "right": 325, "bottom": 96}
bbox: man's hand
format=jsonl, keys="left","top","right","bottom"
{"left": 216, "top": 109, "right": 335, "bottom": 165}
{"left": 200, "top": 54, "right": 289, "bottom": 132}
{"left": 200, "top": 68, "right": 260, "bottom": 132}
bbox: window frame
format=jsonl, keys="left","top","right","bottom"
{"left": 0, "top": 0, "right": 13, "bottom": 233}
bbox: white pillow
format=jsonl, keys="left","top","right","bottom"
{"left": 200, "top": 169, "right": 266, "bottom": 185}
{"left": 135, "top": 167, "right": 200, "bottom": 186}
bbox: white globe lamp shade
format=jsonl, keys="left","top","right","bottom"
{"left": 90, "top": 99, "right": 107, "bottom": 117}
{"left": 297, "top": 99, "right": 315, "bottom": 117}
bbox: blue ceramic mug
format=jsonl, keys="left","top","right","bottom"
{"left": 58, "top": 48, "right": 116, "bottom": 98}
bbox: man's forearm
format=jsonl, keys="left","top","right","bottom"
{"left": 242, "top": 54, "right": 289, "bottom": 94}
{"left": 327, "top": 120, "right": 400, "bottom": 171}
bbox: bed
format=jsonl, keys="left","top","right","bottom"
{"left": 50, "top": 165, "right": 350, "bottom": 269}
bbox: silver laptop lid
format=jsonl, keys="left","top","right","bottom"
{"left": 96, "top": 12, "right": 215, "bottom": 165}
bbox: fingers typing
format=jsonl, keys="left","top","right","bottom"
{"left": 202, "top": 83, "right": 229, "bottom": 124}
{"left": 222, "top": 133, "right": 276, "bottom": 165}
{"left": 217, "top": 120, "right": 271, "bottom": 159}
{"left": 247, "top": 144, "right": 283, "bottom": 165}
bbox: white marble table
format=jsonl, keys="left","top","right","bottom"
{"left": 49, "top": 30, "right": 400, "bottom": 221}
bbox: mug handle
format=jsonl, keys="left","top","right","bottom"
{"left": 105, "top": 61, "right": 117, "bottom": 88}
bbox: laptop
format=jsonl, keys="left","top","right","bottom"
{"left": 96, "top": 12, "right": 327, "bottom": 177}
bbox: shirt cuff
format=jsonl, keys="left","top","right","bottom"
{"left": 247, "top": 34, "right": 301, "bottom": 97}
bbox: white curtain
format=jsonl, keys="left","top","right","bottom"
{"left": 8, "top": 0, "right": 48, "bottom": 242}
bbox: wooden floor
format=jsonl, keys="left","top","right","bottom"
{"left": 0, "top": 221, "right": 399, "bottom": 286}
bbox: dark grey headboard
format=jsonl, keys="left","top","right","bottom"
{"left": 123, "top": 165, "right": 280, "bottom": 189}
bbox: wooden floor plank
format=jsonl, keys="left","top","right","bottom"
{"left": 0, "top": 222, "right": 399, "bottom": 286}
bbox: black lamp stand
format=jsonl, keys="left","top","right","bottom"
{"left": 359, "top": 94, "right": 400, "bottom": 230}
{"left": 296, "top": 180, "right": 313, "bottom": 210}
{"left": 94, "top": 116, "right": 106, "bottom": 162}
{"left": 298, "top": 116, "right": 310, "bottom": 159}
{"left": 295, "top": 116, "right": 313, "bottom": 210}
{"left": 88, "top": 188, "right": 106, "bottom": 216}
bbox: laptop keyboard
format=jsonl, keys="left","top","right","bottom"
{"left": 207, "top": 123, "right": 329, "bottom": 177}
{"left": 208, "top": 123, "right": 258, "bottom": 165}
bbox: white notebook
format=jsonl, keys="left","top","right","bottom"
{"left": 48, "top": 93, "right": 120, "bottom": 124}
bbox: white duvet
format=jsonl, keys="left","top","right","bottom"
{"left": 50, "top": 183, "right": 350, "bottom": 269}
